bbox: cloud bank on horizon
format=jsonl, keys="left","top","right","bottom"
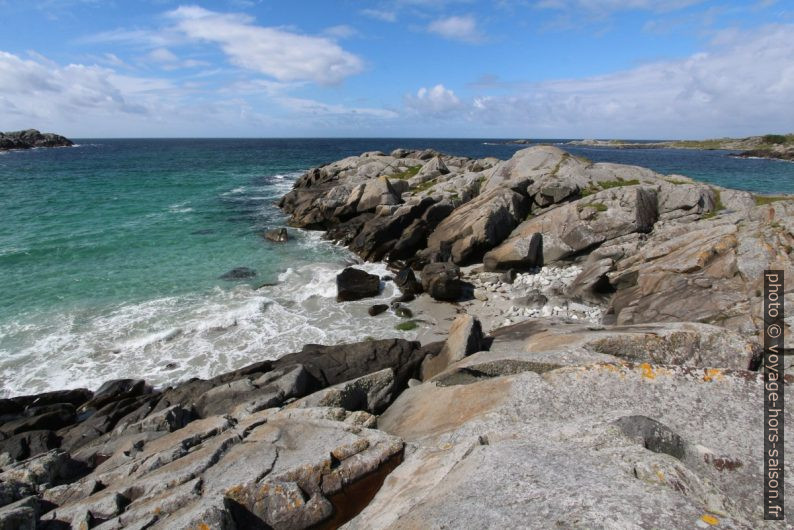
{"left": 0, "top": 0, "right": 792, "bottom": 138}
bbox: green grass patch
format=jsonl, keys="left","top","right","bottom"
{"left": 395, "top": 320, "right": 419, "bottom": 331}
{"left": 702, "top": 187, "right": 725, "bottom": 219}
{"left": 599, "top": 178, "right": 640, "bottom": 190}
{"left": 665, "top": 178, "right": 689, "bottom": 185}
{"left": 762, "top": 134, "right": 794, "bottom": 145}
{"left": 580, "top": 202, "right": 608, "bottom": 212}
{"left": 411, "top": 178, "right": 438, "bottom": 194}
{"left": 390, "top": 165, "right": 422, "bottom": 180}
{"left": 755, "top": 195, "right": 790, "bottom": 206}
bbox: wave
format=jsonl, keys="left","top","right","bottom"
{"left": 0, "top": 258, "right": 411, "bottom": 397}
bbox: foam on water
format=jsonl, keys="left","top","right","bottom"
{"left": 0, "top": 254, "right": 412, "bottom": 396}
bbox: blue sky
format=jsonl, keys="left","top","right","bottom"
{"left": 0, "top": 0, "right": 792, "bottom": 138}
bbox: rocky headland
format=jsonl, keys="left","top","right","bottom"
{"left": 566, "top": 134, "right": 794, "bottom": 162}
{"left": 2, "top": 145, "right": 793, "bottom": 528}
{"left": 0, "top": 129, "right": 73, "bottom": 151}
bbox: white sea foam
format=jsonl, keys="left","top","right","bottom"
{"left": 0, "top": 255, "right": 411, "bottom": 397}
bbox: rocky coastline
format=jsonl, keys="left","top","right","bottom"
{"left": 0, "top": 129, "right": 73, "bottom": 151}
{"left": 2, "top": 145, "right": 794, "bottom": 528}
{"left": 565, "top": 134, "right": 794, "bottom": 162}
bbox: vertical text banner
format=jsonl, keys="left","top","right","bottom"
{"left": 764, "top": 269, "right": 784, "bottom": 520}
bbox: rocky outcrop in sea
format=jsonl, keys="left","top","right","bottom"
{"left": 0, "top": 129, "right": 73, "bottom": 151}
{"left": 2, "top": 145, "right": 793, "bottom": 528}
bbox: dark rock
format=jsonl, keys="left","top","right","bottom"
{"left": 274, "top": 338, "right": 424, "bottom": 391}
{"left": 336, "top": 267, "right": 381, "bottom": 302}
{"left": 0, "top": 431, "right": 59, "bottom": 462}
{"left": 325, "top": 213, "right": 375, "bottom": 245}
{"left": 0, "top": 129, "right": 73, "bottom": 151}
{"left": 79, "top": 379, "right": 147, "bottom": 412}
{"left": 219, "top": 267, "right": 257, "bottom": 281}
{"left": 0, "top": 496, "right": 40, "bottom": 529}
{"left": 394, "top": 268, "right": 423, "bottom": 296}
{"left": 150, "top": 378, "right": 216, "bottom": 413}
{"left": 60, "top": 395, "right": 159, "bottom": 451}
{"left": 368, "top": 304, "right": 389, "bottom": 316}
{"left": 263, "top": 228, "right": 289, "bottom": 242}
{"left": 420, "top": 263, "right": 463, "bottom": 302}
{"left": 0, "top": 408, "right": 75, "bottom": 437}
{"left": 349, "top": 198, "right": 435, "bottom": 261}
{"left": 0, "top": 389, "right": 92, "bottom": 421}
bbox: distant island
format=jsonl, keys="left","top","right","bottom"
{"left": 0, "top": 129, "right": 73, "bottom": 151}
{"left": 559, "top": 134, "right": 794, "bottom": 162}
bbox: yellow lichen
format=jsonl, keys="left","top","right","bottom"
{"left": 700, "top": 514, "right": 720, "bottom": 526}
{"left": 703, "top": 369, "right": 724, "bottom": 383}
{"left": 640, "top": 363, "right": 656, "bottom": 380}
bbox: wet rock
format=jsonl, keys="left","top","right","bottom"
{"left": 263, "top": 227, "right": 289, "bottom": 242}
{"left": 0, "top": 431, "right": 58, "bottom": 463}
{"left": 394, "top": 268, "right": 423, "bottom": 296}
{"left": 368, "top": 304, "right": 389, "bottom": 316}
{"left": 219, "top": 267, "right": 257, "bottom": 280}
{"left": 80, "top": 379, "right": 148, "bottom": 413}
{"left": 336, "top": 267, "right": 381, "bottom": 302}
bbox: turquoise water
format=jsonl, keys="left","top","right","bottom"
{"left": 2, "top": 139, "right": 793, "bottom": 396}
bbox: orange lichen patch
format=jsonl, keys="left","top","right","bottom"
{"left": 700, "top": 513, "right": 720, "bottom": 526}
{"left": 196, "top": 524, "right": 211, "bottom": 530}
{"left": 703, "top": 369, "right": 724, "bottom": 383}
{"left": 640, "top": 363, "right": 656, "bottom": 380}
{"left": 655, "top": 469, "right": 665, "bottom": 482}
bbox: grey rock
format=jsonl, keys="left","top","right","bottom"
{"left": 420, "top": 262, "right": 463, "bottom": 302}
{"left": 263, "top": 227, "right": 289, "bottom": 242}
{"left": 421, "top": 314, "right": 484, "bottom": 380}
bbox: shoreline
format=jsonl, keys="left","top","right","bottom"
{"left": 2, "top": 144, "right": 793, "bottom": 527}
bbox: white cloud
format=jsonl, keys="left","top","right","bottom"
{"left": 468, "top": 24, "right": 794, "bottom": 138}
{"left": 147, "top": 48, "right": 178, "bottom": 63}
{"left": 534, "top": 0, "right": 706, "bottom": 13}
{"left": 275, "top": 96, "right": 399, "bottom": 119}
{"left": 405, "top": 84, "right": 462, "bottom": 115}
{"left": 360, "top": 8, "right": 398, "bottom": 22}
{"left": 323, "top": 25, "right": 359, "bottom": 39}
{"left": 167, "top": 5, "right": 363, "bottom": 84}
{"left": 427, "top": 15, "right": 483, "bottom": 43}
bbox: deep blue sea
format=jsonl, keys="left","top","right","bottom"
{"left": 1, "top": 138, "right": 792, "bottom": 396}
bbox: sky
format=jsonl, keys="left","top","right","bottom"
{"left": 0, "top": 0, "right": 792, "bottom": 139}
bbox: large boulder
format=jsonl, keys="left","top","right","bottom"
{"left": 355, "top": 176, "right": 403, "bottom": 213}
{"left": 483, "top": 186, "right": 658, "bottom": 270}
{"left": 420, "top": 263, "right": 463, "bottom": 302}
{"left": 424, "top": 187, "right": 529, "bottom": 265}
{"left": 336, "top": 267, "right": 381, "bottom": 302}
{"left": 420, "top": 315, "right": 484, "bottom": 380}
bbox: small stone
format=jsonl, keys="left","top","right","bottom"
{"left": 368, "top": 304, "right": 389, "bottom": 316}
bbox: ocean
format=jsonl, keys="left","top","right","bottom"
{"left": 2, "top": 138, "right": 793, "bottom": 396}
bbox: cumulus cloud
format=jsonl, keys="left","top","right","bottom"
{"left": 167, "top": 5, "right": 363, "bottom": 84}
{"left": 405, "top": 84, "right": 462, "bottom": 115}
{"left": 468, "top": 24, "right": 794, "bottom": 137}
{"left": 427, "top": 15, "right": 483, "bottom": 43}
